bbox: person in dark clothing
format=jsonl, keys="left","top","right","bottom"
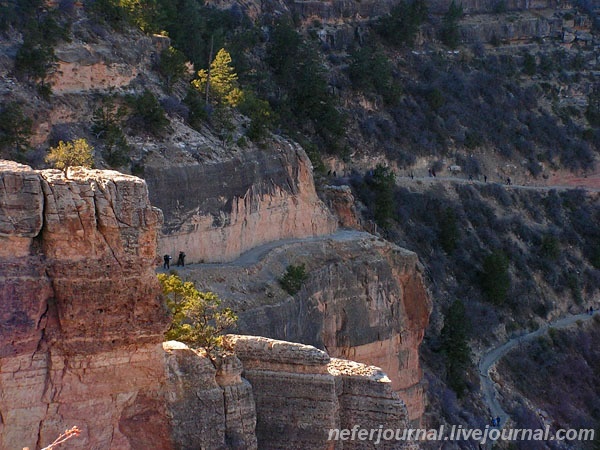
{"left": 163, "top": 254, "right": 171, "bottom": 269}
{"left": 176, "top": 251, "right": 186, "bottom": 267}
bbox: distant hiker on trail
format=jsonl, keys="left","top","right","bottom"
{"left": 484, "top": 175, "right": 487, "bottom": 183}
{"left": 496, "top": 417, "right": 501, "bottom": 427}
{"left": 428, "top": 168, "right": 432, "bottom": 177}
{"left": 506, "top": 177, "right": 511, "bottom": 185}
{"left": 163, "top": 254, "right": 171, "bottom": 269}
{"left": 431, "top": 168, "right": 437, "bottom": 177}
{"left": 176, "top": 251, "right": 186, "bottom": 267}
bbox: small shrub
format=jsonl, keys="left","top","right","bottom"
{"left": 45, "top": 139, "right": 94, "bottom": 176}
{"left": 539, "top": 234, "right": 560, "bottom": 260}
{"left": 522, "top": 52, "right": 536, "bottom": 75}
{"left": 158, "top": 273, "right": 237, "bottom": 355}
{"left": 279, "top": 264, "right": 308, "bottom": 295}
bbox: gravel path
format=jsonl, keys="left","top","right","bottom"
{"left": 478, "top": 309, "right": 600, "bottom": 429}
{"left": 394, "top": 175, "right": 600, "bottom": 192}
{"left": 158, "top": 229, "right": 374, "bottom": 271}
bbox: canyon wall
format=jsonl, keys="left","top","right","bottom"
{"left": 0, "top": 161, "right": 171, "bottom": 449}
{"left": 189, "top": 232, "right": 432, "bottom": 425}
{"left": 224, "top": 335, "right": 413, "bottom": 450}
{"left": 146, "top": 139, "right": 338, "bottom": 263}
{"left": 0, "top": 161, "right": 416, "bottom": 449}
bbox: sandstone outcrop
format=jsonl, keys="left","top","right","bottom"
{"left": 320, "top": 185, "right": 362, "bottom": 229}
{"left": 187, "top": 232, "right": 432, "bottom": 425}
{"left": 0, "top": 161, "right": 171, "bottom": 449}
{"left": 48, "top": 31, "right": 159, "bottom": 95}
{"left": 224, "top": 335, "right": 413, "bottom": 450}
{"left": 147, "top": 138, "right": 338, "bottom": 263}
{"left": 163, "top": 341, "right": 258, "bottom": 450}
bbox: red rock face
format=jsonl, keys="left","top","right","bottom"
{"left": 148, "top": 140, "right": 338, "bottom": 263}
{"left": 0, "top": 161, "right": 171, "bottom": 449}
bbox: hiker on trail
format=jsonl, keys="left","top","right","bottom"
{"left": 176, "top": 251, "right": 186, "bottom": 267}
{"left": 506, "top": 177, "right": 511, "bottom": 185}
{"left": 431, "top": 168, "right": 437, "bottom": 177}
{"left": 163, "top": 254, "right": 171, "bottom": 269}
{"left": 428, "top": 168, "right": 432, "bottom": 177}
{"left": 484, "top": 175, "right": 487, "bottom": 183}
{"left": 496, "top": 417, "right": 501, "bottom": 427}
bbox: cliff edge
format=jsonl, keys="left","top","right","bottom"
{"left": 0, "top": 161, "right": 417, "bottom": 449}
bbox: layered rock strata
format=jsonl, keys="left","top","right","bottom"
{"left": 146, "top": 139, "right": 337, "bottom": 263}
{"left": 163, "top": 341, "right": 258, "bottom": 450}
{"left": 1, "top": 161, "right": 419, "bottom": 449}
{"left": 188, "top": 233, "right": 432, "bottom": 425}
{"left": 0, "top": 161, "right": 171, "bottom": 449}
{"left": 224, "top": 335, "right": 413, "bottom": 450}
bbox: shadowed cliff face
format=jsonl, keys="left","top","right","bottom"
{"left": 0, "top": 161, "right": 171, "bottom": 449}
{"left": 146, "top": 139, "right": 337, "bottom": 263}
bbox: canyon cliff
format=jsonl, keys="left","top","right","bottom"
{"left": 186, "top": 231, "right": 432, "bottom": 425}
{"left": 0, "top": 161, "right": 419, "bottom": 449}
{"left": 0, "top": 160, "right": 171, "bottom": 449}
{"left": 145, "top": 138, "right": 337, "bottom": 263}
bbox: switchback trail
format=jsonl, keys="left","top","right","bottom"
{"left": 478, "top": 309, "right": 600, "bottom": 430}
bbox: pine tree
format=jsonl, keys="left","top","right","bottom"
{"left": 479, "top": 250, "right": 510, "bottom": 305}
{"left": 192, "top": 48, "right": 243, "bottom": 107}
{"left": 0, "top": 102, "right": 32, "bottom": 156}
{"left": 441, "top": 300, "right": 471, "bottom": 397}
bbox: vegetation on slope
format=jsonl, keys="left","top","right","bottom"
{"left": 351, "top": 175, "right": 600, "bottom": 432}
{"left": 499, "top": 318, "right": 600, "bottom": 450}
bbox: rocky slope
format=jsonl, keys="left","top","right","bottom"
{"left": 0, "top": 15, "right": 337, "bottom": 264}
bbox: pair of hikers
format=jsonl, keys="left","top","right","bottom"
{"left": 163, "top": 251, "right": 185, "bottom": 269}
